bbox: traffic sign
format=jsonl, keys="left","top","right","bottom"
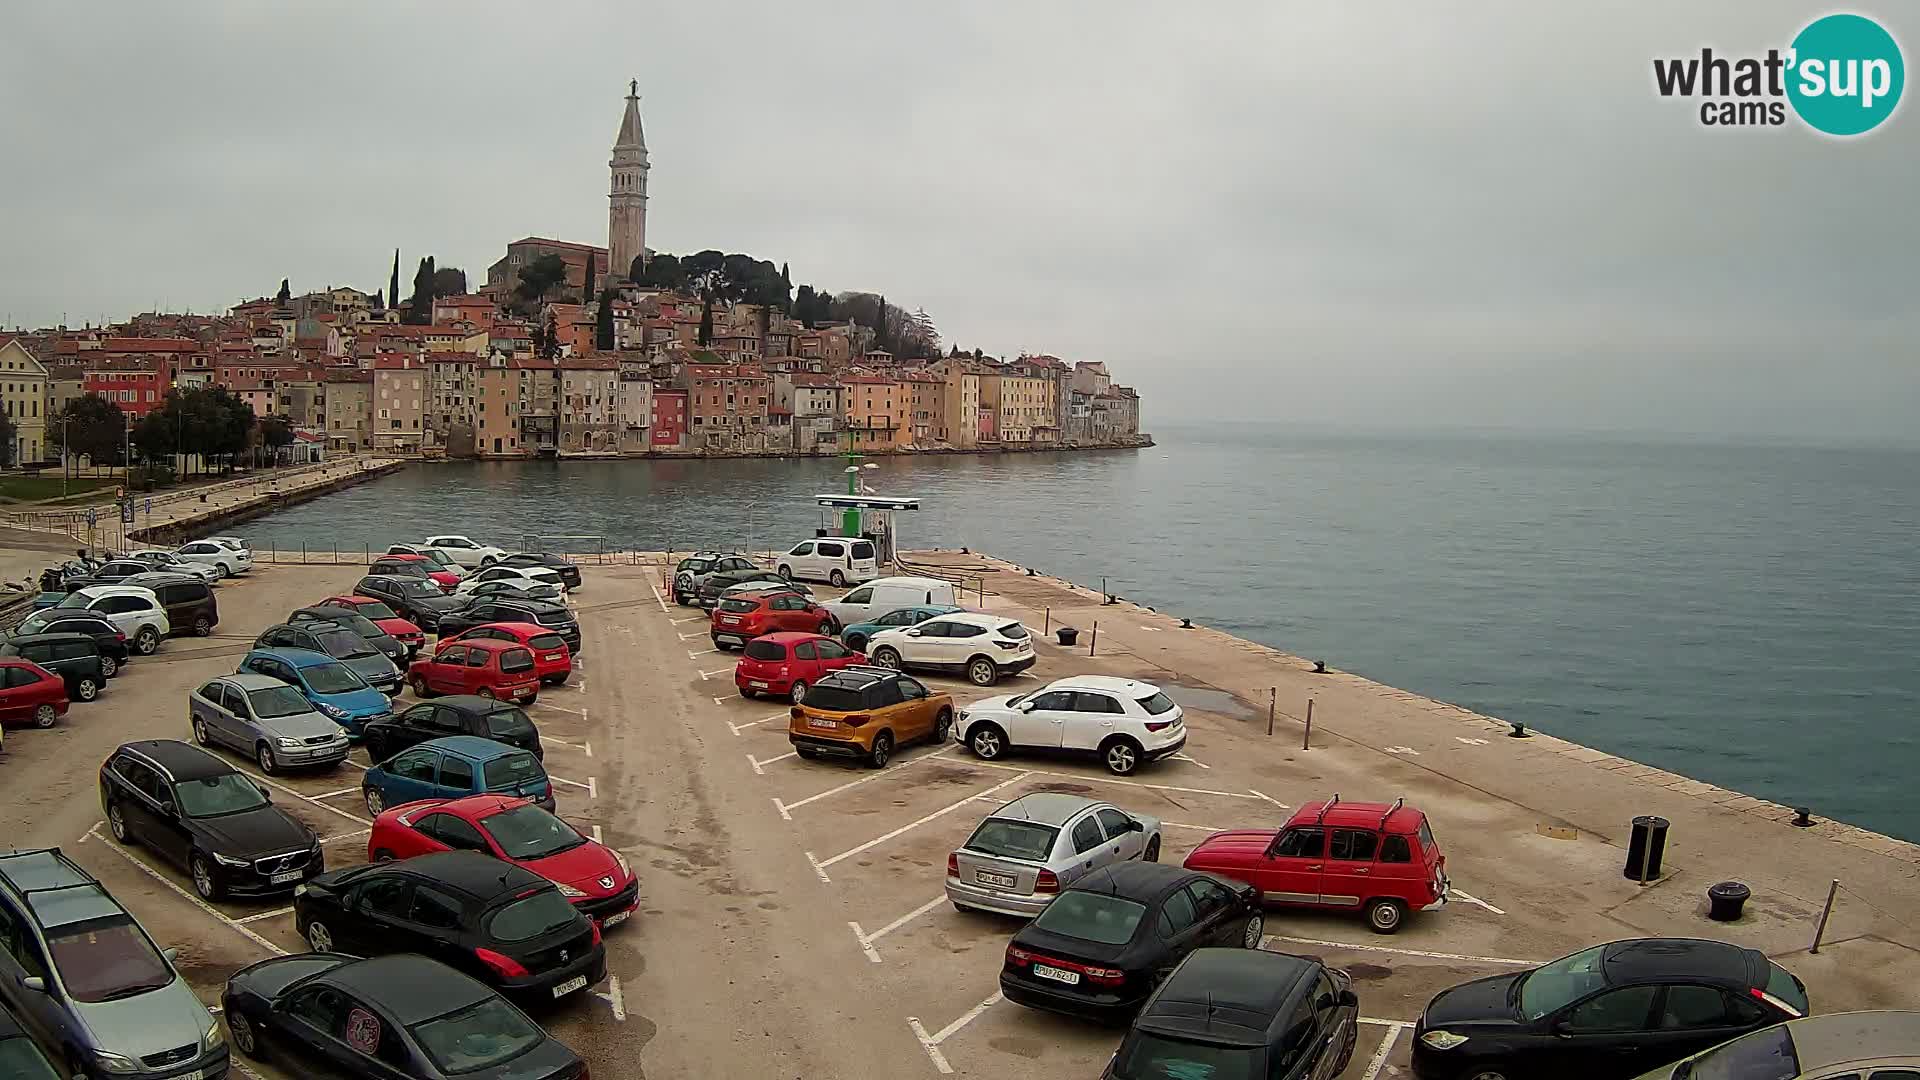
{"left": 144, "top": 497, "right": 153, "bottom": 514}
{"left": 85, "top": 507, "right": 97, "bottom": 527}
{"left": 120, "top": 502, "right": 134, "bottom": 524}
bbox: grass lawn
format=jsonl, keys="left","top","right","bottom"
{"left": 0, "top": 474, "right": 120, "bottom": 502}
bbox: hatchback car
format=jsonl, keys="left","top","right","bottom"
{"left": 408, "top": 640, "right": 541, "bottom": 703}
{"left": 439, "top": 622, "right": 573, "bottom": 685}
{"left": 736, "top": 632, "right": 862, "bottom": 704}
{"left": 1631, "top": 1009, "right": 1920, "bottom": 1080}
{"left": 175, "top": 538, "right": 252, "bottom": 576}
{"left": 0, "top": 848, "right": 229, "bottom": 1080}
{"left": 9, "top": 609, "right": 128, "bottom": 674}
{"left": 222, "top": 953, "right": 586, "bottom": 1080}
{"left": 236, "top": 647, "right": 393, "bottom": 737}
{"left": 867, "top": 611, "right": 1037, "bottom": 686}
{"left": 351, "top": 575, "right": 463, "bottom": 632}
{"left": 672, "top": 552, "right": 757, "bottom": 604}
{"left": 497, "top": 551, "right": 582, "bottom": 590}
{"left": 462, "top": 580, "right": 566, "bottom": 605}
{"left": 788, "top": 666, "right": 954, "bottom": 767}
{"left": 0, "top": 660, "right": 68, "bottom": 729}
{"left": 368, "top": 555, "right": 459, "bottom": 593}
{"left": 694, "top": 567, "right": 793, "bottom": 607}
{"left": 100, "top": 740, "right": 323, "bottom": 900}
{"left": 435, "top": 597, "right": 581, "bottom": 653}
{"left": 362, "top": 736, "right": 555, "bottom": 815}
{"left": 314, "top": 594, "right": 425, "bottom": 656}
{"left": 959, "top": 676, "right": 1186, "bottom": 777}
{"left": 362, "top": 697, "right": 544, "bottom": 765}
{"left": 385, "top": 543, "right": 467, "bottom": 579}
{"left": 1107, "top": 948, "right": 1360, "bottom": 1080}
{"left": 124, "top": 548, "right": 222, "bottom": 582}
{"left": 0, "top": 633, "right": 106, "bottom": 702}
{"left": 1002, "top": 863, "right": 1264, "bottom": 1023}
{"left": 948, "top": 793, "right": 1163, "bottom": 917}
{"left": 65, "top": 558, "right": 154, "bottom": 590}
{"left": 455, "top": 564, "right": 568, "bottom": 597}
{"left": 118, "top": 572, "right": 220, "bottom": 637}
{"left": 368, "top": 794, "right": 636, "bottom": 927}
{"left": 840, "top": 604, "right": 965, "bottom": 652}
{"left": 710, "top": 590, "right": 836, "bottom": 650}
{"left": 293, "top": 851, "right": 605, "bottom": 1001}
{"left": 54, "top": 585, "right": 170, "bottom": 655}
{"left": 287, "top": 604, "right": 407, "bottom": 667}
{"left": 422, "top": 534, "right": 509, "bottom": 569}
{"left": 1411, "top": 938, "right": 1810, "bottom": 1080}
{"left": 255, "top": 621, "right": 404, "bottom": 696}
{"left": 189, "top": 672, "right": 351, "bottom": 773}
{"left": 1185, "top": 797, "right": 1449, "bottom": 934}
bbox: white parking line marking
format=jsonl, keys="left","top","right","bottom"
{"left": 817, "top": 773, "right": 1030, "bottom": 872}
{"left": 908, "top": 991, "right": 1002, "bottom": 1075}
{"left": 805, "top": 850, "right": 831, "bottom": 883}
{"left": 1160, "top": 820, "right": 1227, "bottom": 832}
{"left": 967, "top": 758, "right": 1275, "bottom": 802}
{"left": 235, "top": 906, "right": 294, "bottom": 924}
{"left": 849, "top": 894, "right": 948, "bottom": 963}
{"left": 1248, "top": 788, "right": 1286, "bottom": 807}
{"left": 88, "top": 824, "right": 287, "bottom": 956}
{"left": 339, "top": 758, "right": 367, "bottom": 770}
{"left": 1451, "top": 888, "right": 1507, "bottom": 915}
{"left": 678, "top": 632, "right": 705, "bottom": 641}
{"left": 534, "top": 701, "right": 588, "bottom": 718}
{"left": 311, "top": 787, "right": 359, "bottom": 799}
{"left": 748, "top": 751, "right": 797, "bottom": 775}
{"left": 237, "top": 768, "right": 370, "bottom": 825}
{"left": 777, "top": 746, "right": 960, "bottom": 815}
{"left": 687, "top": 648, "right": 720, "bottom": 658}
{"left": 321, "top": 828, "right": 369, "bottom": 844}
{"left": 544, "top": 737, "right": 593, "bottom": 756}
{"left": 672, "top": 616, "right": 706, "bottom": 624}
{"left": 729, "top": 711, "right": 790, "bottom": 736}
{"left": 647, "top": 580, "right": 669, "bottom": 613}
{"left": 1456, "top": 736, "right": 1490, "bottom": 746}
{"left": 591, "top": 975, "right": 626, "bottom": 1022}
{"left": 1361, "top": 1023, "right": 1403, "bottom": 1080}
{"left": 549, "top": 774, "right": 597, "bottom": 796}
{"left": 1170, "top": 752, "right": 1210, "bottom": 769}
{"left": 1264, "top": 934, "right": 1536, "bottom": 967}
{"left": 1384, "top": 745, "right": 1421, "bottom": 755}
{"left": 698, "top": 666, "right": 732, "bottom": 680}
{"left": 713, "top": 696, "right": 732, "bottom": 706}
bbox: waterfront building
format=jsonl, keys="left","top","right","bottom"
{"left": 898, "top": 371, "right": 943, "bottom": 446}
{"left": 0, "top": 338, "right": 50, "bottom": 464}
{"left": 559, "top": 355, "right": 621, "bottom": 454}
{"left": 618, "top": 371, "right": 652, "bottom": 454}
{"left": 678, "top": 363, "right": 771, "bottom": 451}
{"left": 841, "top": 374, "right": 910, "bottom": 451}
{"left": 82, "top": 358, "right": 173, "bottom": 418}
{"left": 322, "top": 369, "right": 372, "bottom": 453}
{"left": 649, "top": 388, "right": 688, "bottom": 449}
{"left": 371, "top": 355, "right": 426, "bottom": 453}
{"left": 931, "top": 360, "right": 981, "bottom": 450}
{"left": 425, "top": 351, "right": 479, "bottom": 441}
{"left": 474, "top": 358, "right": 526, "bottom": 458}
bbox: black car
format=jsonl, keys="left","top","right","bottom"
{"left": 288, "top": 605, "right": 407, "bottom": 667}
{"left": 0, "top": 997, "right": 61, "bottom": 1080}
{"left": 99, "top": 739, "right": 324, "bottom": 901}
{"left": 436, "top": 598, "right": 581, "bottom": 654}
{"left": 695, "top": 567, "right": 806, "bottom": 607}
{"left": 63, "top": 558, "right": 152, "bottom": 590}
{"left": 222, "top": 953, "right": 586, "bottom": 1080}
{"left": 1410, "top": 938, "right": 1811, "bottom": 1080}
{"left": 120, "top": 571, "right": 221, "bottom": 637}
{"left": 1002, "top": 863, "right": 1265, "bottom": 1023}
{"left": 353, "top": 575, "right": 463, "bottom": 632}
{"left": 497, "top": 552, "right": 582, "bottom": 591}
{"left": 255, "top": 621, "right": 404, "bottom": 696}
{"left": 0, "top": 632, "right": 107, "bottom": 702}
{"left": 8, "top": 610, "right": 128, "bottom": 675}
{"left": 1106, "top": 948, "right": 1360, "bottom": 1080}
{"left": 293, "top": 851, "right": 606, "bottom": 1001}
{"left": 363, "top": 696, "right": 544, "bottom": 764}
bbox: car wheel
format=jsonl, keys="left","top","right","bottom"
{"left": 257, "top": 742, "right": 279, "bottom": 775}
{"left": 372, "top": 848, "right": 395, "bottom": 862}
{"left": 1366, "top": 898, "right": 1406, "bottom": 934}
{"left": 32, "top": 703, "right": 57, "bottom": 728}
{"left": 1463, "top": 1069, "right": 1511, "bottom": 1080}
{"left": 1102, "top": 737, "right": 1141, "bottom": 776}
{"left": 818, "top": 620, "right": 836, "bottom": 636}
{"left": 844, "top": 633, "right": 867, "bottom": 652}
{"left": 968, "top": 723, "right": 1007, "bottom": 760}
{"left": 789, "top": 680, "right": 809, "bottom": 705}
{"left": 192, "top": 616, "right": 212, "bottom": 637}
{"left": 135, "top": 626, "right": 159, "bottom": 655}
{"left": 830, "top": 570, "right": 846, "bottom": 587}
{"left": 739, "top": 685, "right": 757, "bottom": 700}
{"left": 1143, "top": 835, "right": 1161, "bottom": 862}
{"left": 966, "top": 656, "right": 999, "bottom": 686}
{"left": 1241, "top": 913, "right": 1265, "bottom": 949}
{"left": 192, "top": 718, "right": 211, "bottom": 745}
{"left": 872, "top": 646, "right": 902, "bottom": 669}
{"left": 215, "top": 562, "right": 231, "bottom": 577}
{"left": 100, "top": 655, "right": 117, "bottom": 678}
{"left": 932, "top": 707, "right": 953, "bottom": 744}
{"left": 476, "top": 687, "right": 495, "bottom": 700}
{"left": 411, "top": 675, "right": 433, "bottom": 697}
{"left": 306, "top": 919, "right": 335, "bottom": 952}
{"left": 107, "top": 801, "right": 131, "bottom": 844}
{"left": 482, "top": 555, "right": 498, "bottom": 567}
{"left": 777, "top": 565, "right": 792, "bottom": 579}
{"left": 364, "top": 788, "right": 385, "bottom": 815}
{"left": 713, "top": 638, "right": 735, "bottom": 652}
{"left": 229, "top": 1010, "right": 262, "bottom": 1059}
{"left": 75, "top": 677, "right": 100, "bottom": 701}
{"left": 191, "top": 853, "right": 220, "bottom": 901}
{"left": 867, "top": 730, "right": 894, "bottom": 768}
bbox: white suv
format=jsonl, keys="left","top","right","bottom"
{"left": 454, "top": 564, "right": 568, "bottom": 596}
{"left": 54, "top": 585, "right": 172, "bottom": 654}
{"left": 175, "top": 538, "right": 253, "bottom": 577}
{"left": 956, "top": 676, "right": 1186, "bottom": 776}
{"left": 777, "top": 537, "right": 879, "bottom": 586}
{"left": 865, "top": 611, "right": 1035, "bottom": 686}
{"left": 422, "top": 534, "right": 507, "bottom": 569}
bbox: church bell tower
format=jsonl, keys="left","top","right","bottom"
{"left": 608, "top": 80, "right": 650, "bottom": 284}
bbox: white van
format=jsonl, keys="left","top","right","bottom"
{"left": 823, "top": 576, "right": 960, "bottom": 627}
{"left": 778, "top": 537, "right": 880, "bottom": 586}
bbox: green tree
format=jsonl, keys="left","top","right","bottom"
{"left": 540, "top": 310, "right": 562, "bottom": 361}
{"left": 513, "top": 254, "right": 569, "bottom": 314}
{"left": 52, "top": 394, "right": 127, "bottom": 468}
{"left": 582, "top": 254, "right": 596, "bottom": 306}
{"left": 407, "top": 257, "right": 432, "bottom": 323}
{"left": 372, "top": 288, "right": 384, "bottom": 310}
{"left": 430, "top": 265, "right": 466, "bottom": 296}
{"left": 0, "top": 409, "right": 16, "bottom": 467}
{"left": 595, "top": 289, "right": 616, "bottom": 351}
{"left": 793, "top": 285, "right": 817, "bottom": 328}
{"left": 259, "top": 415, "right": 295, "bottom": 464}
{"left": 389, "top": 249, "right": 401, "bottom": 312}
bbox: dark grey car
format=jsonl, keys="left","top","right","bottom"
{"left": 189, "top": 672, "right": 350, "bottom": 774}
{"left": 253, "top": 622, "right": 402, "bottom": 696}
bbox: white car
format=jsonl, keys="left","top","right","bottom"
{"left": 124, "top": 548, "right": 221, "bottom": 582}
{"left": 955, "top": 676, "right": 1186, "bottom": 776}
{"left": 777, "top": 537, "right": 880, "bottom": 585}
{"left": 53, "top": 585, "right": 172, "bottom": 654}
{"left": 421, "top": 534, "right": 507, "bottom": 569}
{"left": 453, "top": 564, "right": 568, "bottom": 597}
{"left": 820, "top": 576, "right": 962, "bottom": 627}
{"left": 175, "top": 538, "right": 253, "bottom": 577}
{"left": 865, "top": 611, "right": 1036, "bottom": 687}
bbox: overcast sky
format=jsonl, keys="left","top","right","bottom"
{"left": 2, "top": 2, "right": 1914, "bottom": 441}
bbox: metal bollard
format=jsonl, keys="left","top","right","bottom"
{"left": 1302, "top": 697, "right": 1313, "bottom": 749}
{"left": 1089, "top": 620, "right": 1098, "bottom": 657}
{"left": 1810, "top": 879, "right": 1839, "bottom": 953}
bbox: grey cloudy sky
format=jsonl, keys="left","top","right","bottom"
{"left": 3, "top": 2, "right": 1915, "bottom": 440}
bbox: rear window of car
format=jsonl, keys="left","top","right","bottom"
{"left": 963, "top": 820, "right": 1057, "bottom": 862}
{"left": 498, "top": 648, "right": 535, "bottom": 673}
{"left": 485, "top": 708, "right": 536, "bottom": 739}
{"left": 346, "top": 600, "right": 398, "bottom": 620}
{"left": 850, "top": 541, "right": 874, "bottom": 559}
{"left": 1137, "top": 692, "right": 1176, "bottom": 716}
{"left": 484, "top": 889, "right": 580, "bottom": 943}
{"left": 1031, "top": 891, "right": 1147, "bottom": 946}
{"left": 1765, "top": 963, "right": 1809, "bottom": 1015}
{"left": 718, "top": 598, "right": 758, "bottom": 614}
{"left": 996, "top": 622, "right": 1029, "bottom": 640}
{"left": 803, "top": 685, "right": 866, "bottom": 712}
{"left": 483, "top": 752, "right": 545, "bottom": 792}
{"left": 529, "top": 634, "right": 567, "bottom": 652}
{"left": 1113, "top": 1032, "right": 1258, "bottom": 1080}
{"left": 1417, "top": 821, "right": 1438, "bottom": 853}
{"left": 744, "top": 639, "right": 787, "bottom": 661}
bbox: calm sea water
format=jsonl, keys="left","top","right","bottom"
{"left": 234, "top": 428, "right": 1920, "bottom": 841}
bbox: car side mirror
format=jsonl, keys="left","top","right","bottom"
{"left": 1127, "top": 818, "right": 1144, "bottom": 832}
{"left": 1551, "top": 1019, "right": 1573, "bottom": 1039}
{"left": 162, "top": 947, "right": 179, "bottom": 962}
{"left": 1337, "top": 988, "right": 1358, "bottom": 1008}
{"left": 254, "top": 781, "right": 271, "bottom": 799}
{"left": 21, "top": 976, "right": 46, "bottom": 994}
{"left": 1018, "top": 700, "right": 1035, "bottom": 712}
{"left": 904, "top": 628, "right": 921, "bottom": 637}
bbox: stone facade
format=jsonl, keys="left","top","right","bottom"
{"left": 608, "top": 82, "right": 651, "bottom": 282}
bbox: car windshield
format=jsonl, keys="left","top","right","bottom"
{"left": 0, "top": 1037, "right": 62, "bottom": 1080}
{"left": 717, "top": 598, "right": 757, "bottom": 614}
{"left": 174, "top": 774, "right": 270, "bottom": 817}
{"left": 419, "top": 550, "right": 456, "bottom": 569}
{"left": 247, "top": 686, "right": 314, "bottom": 719}
{"left": 17, "top": 614, "right": 55, "bottom": 634}
{"left": 499, "top": 648, "right": 535, "bottom": 673}
{"left": 1517, "top": 945, "right": 1607, "bottom": 1020}
{"left": 316, "top": 630, "right": 375, "bottom": 659}
{"left": 1137, "top": 692, "right": 1176, "bottom": 716}
{"left": 1032, "top": 891, "right": 1147, "bottom": 945}
{"left": 1113, "top": 1032, "right": 1258, "bottom": 1080}
{"left": 45, "top": 917, "right": 175, "bottom": 1004}
{"left": 1682, "top": 1023, "right": 1799, "bottom": 1080}
{"left": 803, "top": 685, "right": 865, "bottom": 712}
{"left": 483, "top": 752, "right": 546, "bottom": 792}
{"left": 302, "top": 662, "right": 367, "bottom": 694}
{"left": 485, "top": 707, "right": 536, "bottom": 740}
{"left": 396, "top": 579, "right": 441, "bottom": 596}
{"left": 345, "top": 600, "right": 397, "bottom": 620}
{"left": 485, "top": 890, "right": 579, "bottom": 942}
{"left": 409, "top": 997, "right": 544, "bottom": 1074}
{"left": 963, "top": 820, "right": 1058, "bottom": 862}
{"left": 330, "top": 613, "right": 385, "bottom": 639}
{"left": 479, "top": 804, "right": 585, "bottom": 860}
{"left": 53, "top": 594, "right": 93, "bottom": 609}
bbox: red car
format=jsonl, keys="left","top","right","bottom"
{"left": 735, "top": 632, "right": 864, "bottom": 704}
{"left": 408, "top": 639, "right": 541, "bottom": 703}
{"left": 379, "top": 552, "right": 461, "bottom": 592}
{"left": 368, "top": 794, "right": 639, "bottom": 927}
{"left": 1182, "top": 797, "right": 1449, "bottom": 934}
{"left": 439, "top": 621, "right": 572, "bottom": 685}
{"left": 0, "top": 659, "right": 70, "bottom": 729}
{"left": 316, "top": 594, "right": 425, "bottom": 655}
{"left": 710, "top": 590, "right": 835, "bottom": 651}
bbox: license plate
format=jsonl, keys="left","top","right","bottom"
{"left": 1032, "top": 964, "right": 1080, "bottom": 985}
{"left": 552, "top": 975, "right": 588, "bottom": 998}
{"left": 750, "top": 680, "right": 769, "bottom": 689}
{"left": 602, "top": 910, "right": 630, "bottom": 927}
{"left": 721, "top": 617, "right": 739, "bottom": 625}
{"left": 808, "top": 717, "right": 838, "bottom": 730}
{"left": 177, "top": 1071, "right": 204, "bottom": 1080}
{"left": 545, "top": 653, "right": 563, "bottom": 661}
{"left": 270, "top": 871, "right": 303, "bottom": 884}
{"left": 976, "top": 870, "right": 1016, "bottom": 889}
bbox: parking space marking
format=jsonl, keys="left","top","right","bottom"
{"left": 237, "top": 767, "right": 370, "bottom": 826}
{"left": 1263, "top": 934, "right": 1536, "bottom": 967}
{"left": 1248, "top": 788, "right": 1285, "bottom": 808}
{"left": 729, "top": 711, "right": 790, "bottom": 737}
{"left": 849, "top": 894, "right": 948, "bottom": 963}
{"left": 647, "top": 580, "right": 670, "bottom": 613}
{"left": 322, "top": 828, "right": 369, "bottom": 844}
{"left": 311, "top": 787, "right": 359, "bottom": 799}
{"left": 339, "top": 758, "right": 367, "bottom": 770}
{"left": 672, "top": 616, "right": 706, "bottom": 624}
{"left": 534, "top": 701, "right": 589, "bottom": 718}
{"left": 747, "top": 751, "right": 797, "bottom": 775}
{"left": 679, "top": 631, "right": 706, "bottom": 641}
{"left": 773, "top": 746, "right": 960, "bottom": 818}
{"left": 1451, "top": 887, "right": 1507, "bottom": 915}
{"left": 698, "top": 667, "right": 732, "bottom": 680}
{"left": 907, "top": 991, "right": 1001, "bottom": 1075}
{"left": 687, "top": 648, "right": 721, "bottom": 658}
{"left": 966, "top": 757, "right": 1279, "bottom": 803}
{"left": 591, "top": 975, "right": 626, "bottom": 1022}
{"left": 544, "top": 737, "right": 593, "bottom": 757}
{"left": 815, "top": 773, "right": 1030, "bottom": 873}
{"left": 804, "top": 850, "right": 831, "bottom": 883}
{"left": 87, "top": 824, "right": 286, "bottom": 956}
{"left": 1360, "top": 1023, "right": 1405, "bottom": 1080}
{"left": 235, "top": 906, "right": 294, "bottom": 924}
{"left": 551, "top": 774, "right": 597, "bottom": 797}
{"left": 1170, "top": 752, "right": 1210, "bottom": 769}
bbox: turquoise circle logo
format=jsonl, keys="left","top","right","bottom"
{"left": 1787, "top": 14, "right": 1904, "bottom": 135}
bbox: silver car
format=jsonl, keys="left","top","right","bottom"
{"left": 188, "top": 672, "right": 350, "bottom": 774}
{"left": 0, "top": 849, "right": 228, "bottom": 1080}
{"left": 946, "top": 792, "right": 1163, "bottom": 918}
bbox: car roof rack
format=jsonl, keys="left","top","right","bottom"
{"left": 836, "top": 665, "right": 899, "bottom": 680}
{"left": 1378, "top": 797, "right": 1404, "bottom": 830}
{"left": 1312, "top": 795, "right": 1341, "bottom": 825}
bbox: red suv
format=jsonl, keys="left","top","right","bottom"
{"left": 440, "top": 621, "right": 573, "bottom": 685}
{"left": 710, "top": 590, "right": 834, "bottom": 651}
{"left": 736, "top": 632, "right": 864, "bottom": 704}
{"left": 407, "top": 639, "right": 541, "bottom": 703}
{"left": 0, "top": 659, "right": 70, "bottom": 729}
{"left": 1183, "top": 797, "right": 1448, "bottom": 934}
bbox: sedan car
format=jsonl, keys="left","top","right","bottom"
{"left": 461, "top": 579, "right": 565, "bottom": 605}
{"left": 0, "top": 659, "right": 68, "bottom": 729}
{"left": 125, "top": 548, "right": 222, "bottom": 582}
{"left": 948, "top": 793, "right": 1162, "bottom": 918}
{"left": 368, "top": 555, "right": 460, "bottom": 593}
{"left": 287, "top": 604, "right": 407, "bottom": 667}
{"left": 362, "top": 736, "right": 555, "bottom": 815}
{"left": 293, "top": 851, "right": 606, "bottom": 1001}
{"left": 959, "top": 676, "right": 1186, "bottom": 776}
{"left": 235, "top": 648, "right": 393, "bottom": 737}
{"left": 435, "top": 597, "right": 581, "bottom": 654}
{"left": 189, "top": 672, "right": 351, "bottom": 773}
{"left": 840, "top": 604, "right": 964, "bottom": 653}
{"left": 454, "top": 564, "right": 568, "bottom": 598}
{"left": 694, "top": 567, "right": 792, "bottom": 607}
{"left": 385, "top": 542, "right": 467, "bottom": 579}
{"left": 0, "top": 632, "right": 107, "bottom": 702}
{"left": 407, "top": 640, "right": 541, "bottom": 704}
{"left": 100, "top": 739, "right": 324, "bottom": 900}
{"left": 1001, "top": 863, "right": 1265, "bottom": 1023}
{"left": 9, "top": 608, "right": 128, "bottom": 675}
{"left": 351, "top": 575, "right": 464, "bottom": 633}
{"left": 1631, "top": 1009, "right": 1920, "bottom": 1080}
{"left": 368, "top": 794, "right": 637, "bottom": 926}
{"left": 1107, "top": 948, "right": 1360, "bottom": 1080}
{"left": 421, "top": 534, "right": 508, "bottom": 569}
{"left": 735, "top": 632, "right": 861, "bottom": 704}
{"left": 497, "top": 551, "right": 582, "bottom": 590}
{"left": 175, "top": 537, "right": 252, "bottom": 576}
{"left": 867, "top": 612, "right": 1037, "bottom": 687}
{"left": 362, "top": 697, "right": 544, "bottom": 765}
{"left": 438, "top": 622, "right": 573, "bottom": 684}
{"left": 222, "top": 953, "right": 586, "bottom": 1080}
{"left": 314, "top": 594, "right": 425, "bottom": 656}
{"left": 254, "top": 621, "right": 404, "bottom": 696}
{"left": 1410, "top": 938, "right": 1810, "bottom": 1080}
{"left": 62, "top": 558, "right": 154, "bottom": 590}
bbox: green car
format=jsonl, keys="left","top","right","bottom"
{"left": 840, "top": 604, "right": 964, "bottom": 653}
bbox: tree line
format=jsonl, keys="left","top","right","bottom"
{"left": 47, "top": 388, "right": 292, "bottom": 476}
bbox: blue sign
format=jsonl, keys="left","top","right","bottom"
{"left": 120, "top": 502, "right": 134, "bottom": 524}
{"left": 145, "top": 498, "right": 153, "bottom": 514}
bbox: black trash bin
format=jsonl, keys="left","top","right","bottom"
{"left": 1622, "top": 815, "right": 1670, "bottom": 880}
{"left": 1707, "top": 881, "right": 1751, "bottom": 921}
{"left": 1056, "top": 627, "right": 1079, "bottom": 646}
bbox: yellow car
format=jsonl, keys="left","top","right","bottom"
{"left": 789, "top": 666, "right": 954, "bottom": 767}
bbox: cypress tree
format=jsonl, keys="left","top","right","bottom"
{"left": 595, "top": 289, "right": 616, "bottom": 351}
{"left": 582, "top": 255, "right": 596, "bottom": 305}
{"left": 388, "top": 249, "right": 400, "bottom": 311}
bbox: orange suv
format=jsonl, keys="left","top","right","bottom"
{"left": 789, "top": 666, "right": 954, "bottom": 767}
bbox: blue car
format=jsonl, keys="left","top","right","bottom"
{"left": 236, "top": 647, "right": 392, "bottom": 737}
{"left": 360, "top": 735, "right": 556, "bottom": 816}
{"left": 840, "top": 604, "right": 966, "bottom": 652}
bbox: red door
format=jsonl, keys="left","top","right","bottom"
{"left": 431, "top": 645, "right": 468, "bottom": 694}
{"left": 456, "top": 648, "right": 490, "bottom": 695}
{"left": 1319, "top": 828, "right": 1380, "bottom": 910}
{"left": 1260, "top": 826, "right": 1327, "bottom": 905}
{"left": 813, "top": 637, "right": 859, "bottom": 672}
{"left": 0, "top": 663, "right": 33, "bottom": 722}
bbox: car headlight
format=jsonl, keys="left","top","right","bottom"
{"left": 556, "top": 882, "right": 586, "bottom": 898}
{"left": 205, "top": 1018, "right": 224, "bottom": 1050}
{"left": 611, "top": 849, "right": 631, "bottom": 877}
{"left": 92, "top": 1050, "right": 141, "bottom": 1074}
{"left": 212, "top": 852, "right": 251, "bottom": 868}
{"left": 317, "top": 702, "right": 347, "bottom": 719}
{"left": 276, "top": 737, "right": 302, "bottom": 749}
{"left": 1419, "top": 1030, "right": 1469, "bottom": 1051}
